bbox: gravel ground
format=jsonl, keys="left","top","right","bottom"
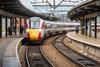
{"left": 42, "top": 37, "right": 79, "bottom": 67}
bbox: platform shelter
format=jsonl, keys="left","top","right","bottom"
{"left": 68, "top": 0, "right": 100, "bottom": 38}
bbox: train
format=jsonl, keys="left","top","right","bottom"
{"left": 23, "top": 17, "right": 80, "bottom": 44}
{"left": 24, "top": 17, "right": 46, "bottom": 44}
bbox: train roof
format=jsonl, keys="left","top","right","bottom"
{"left": 30, "top": 17, "right": 42, "bottom": 22}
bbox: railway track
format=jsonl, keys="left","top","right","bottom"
{"left": 53, "top": 35, "right": 100, "bottom": 67}
{"left": 41, "top": 35, "right": 78, "bottom": 67}
{"left": 25, "top": 45, "right": 53, "bottom": 67}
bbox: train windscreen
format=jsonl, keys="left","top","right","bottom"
{"left": 30, "top": 17, "right": 41, "bottom": 29}
{"left": 31, "top": 22, "right": 40, "bottom": 29}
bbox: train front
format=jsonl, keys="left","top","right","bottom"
{"left": 25, "top": 17, "right": 45, "bottom": 44}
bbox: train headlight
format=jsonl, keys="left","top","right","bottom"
{"left": 26, "top": 29, "right": 30, "bottom": 32}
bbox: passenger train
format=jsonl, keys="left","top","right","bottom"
{"left": 25, "top": 17, "right": 46, "bottom": 44}
{"left": 24, "top": 17, "right": 80, "bottom": 44}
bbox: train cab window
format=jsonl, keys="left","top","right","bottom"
{"left": 31, "top": 22, "right": 40, "bottom": 29}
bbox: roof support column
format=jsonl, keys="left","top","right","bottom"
{"left": 94, "top": 17, "right": 97, "bottom": 38}
{"left": 85, "top": 19, "right": 88, "bottom": 36}
{"left": 89, "top": 19, "right": 92, "bottom": 37}
{"left": 12, "top": 18, "right": 15, "bottom": 35}
{"left": 10, "top": 18, "right": 12, "bottom": 29}
{"left": 0, "top": 15, "right": 2, "bottom": 38}
{"left": 19, "top": 18, "right": 22, "bottom": 35}
{"left": 10, "top": 17, "right": 13, "bottom": 35}
{"left": 15, "top": 18, "right": 17, "bottom": 35}
{"left": 80, "top": 20, "right": 83, "bottom": 34}
{"left": 5, "top": 17, "right": 8, "bottom": 37}
{"left": 80, "top": 16, "right": 85, "bottom": 34}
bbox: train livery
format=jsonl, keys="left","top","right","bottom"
{"left": 25, "top": 17, "right": 46, "bottom": 43}
{"left": 23, "top": 17, "right": 80, "bottom": 44}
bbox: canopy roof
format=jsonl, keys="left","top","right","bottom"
{"left": 0, "top": 0, "right": 59, "bottom": 20}
{"left": 67, "top": 0, "right": 100, "bottom": 20}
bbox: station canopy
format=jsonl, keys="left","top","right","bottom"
{"left": 0, "top": 0, "right": 86, "bottom": 20}
{"left": 0, "top": 0, "right": 58, "bottom": 20}
{"left": 67, "top": 0, "right": 100, "bottom": 20}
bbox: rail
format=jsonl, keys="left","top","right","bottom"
{"left": 53, "top": 35, "right": 100, "bottom": 67}
{"left": 16, "top": 38, "right": 24, "bottom": 67}
{"left": 25, "top": 45, "right": 53, "bottom": 67}
{"left": 40, "top": 44, "right": 54, "bottom": 67}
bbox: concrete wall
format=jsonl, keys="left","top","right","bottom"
{"left": 64, "top": 37, "right": 100, "bottom": 62}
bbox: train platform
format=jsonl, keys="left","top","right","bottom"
{"left": 0, "top": 36, "right": 23, "bottom": 67}
{"left": 65, "top": 32, "right": 100, "bottom": 62}
{"left": 66, "top": 32, "right": 100, "bottom": 48}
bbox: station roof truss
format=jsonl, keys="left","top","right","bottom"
{"left": 0, "top": 0, "right": 59, "bottom": 21}
{"left": 31, "top": 0, "right": 83, "bottom": 17}
{"left": 67, "top": 0, "right": 100, "bottom": 20}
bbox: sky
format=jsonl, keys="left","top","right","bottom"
{"left": 20, "top": 0, "right": 86, "bottom": 15}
